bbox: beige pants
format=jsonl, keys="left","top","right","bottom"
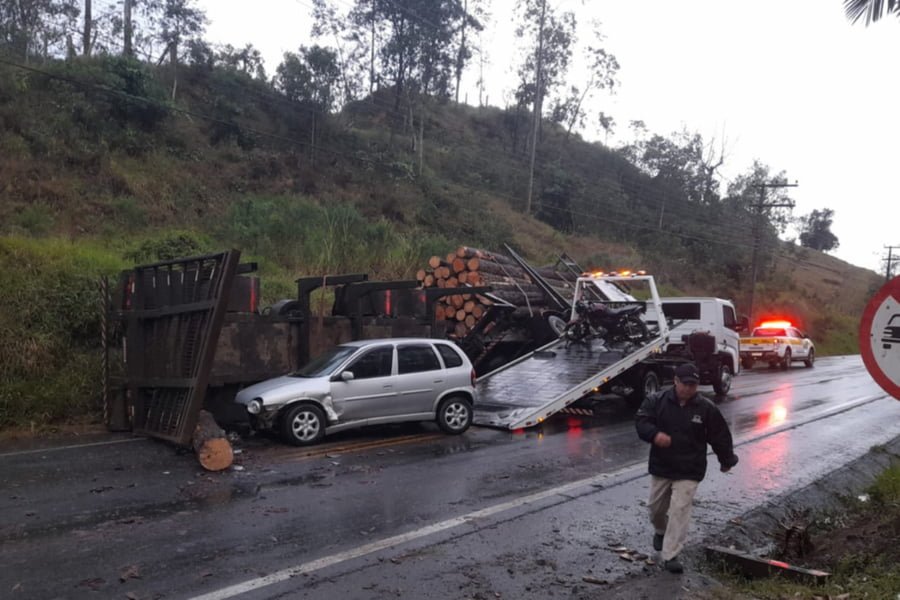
{"left": 648, "top": 475, "right": 700, "bottom": 561}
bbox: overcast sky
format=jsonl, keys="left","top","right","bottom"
{"left": 196, "top": 0, "right": 900, "bottom": 274}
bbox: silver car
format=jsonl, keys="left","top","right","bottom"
{"left": 234, "top": 338, "right": 477, "bottom": 446}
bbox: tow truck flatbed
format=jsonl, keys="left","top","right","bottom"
{"left": 473, "top": 334, "right": 669, "bottom": 429}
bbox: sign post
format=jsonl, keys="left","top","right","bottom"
{"left": 859, "top": 276, "right": 900, "bottom": 400}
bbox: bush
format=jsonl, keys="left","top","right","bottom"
{"left": 0, "top": 237, "right": 125, "bottom": 428}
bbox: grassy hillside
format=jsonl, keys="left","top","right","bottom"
{"left": 0, "top": 56, "right": 882, "bottom": 428}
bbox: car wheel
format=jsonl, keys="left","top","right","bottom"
{"left": 780, "top": 348, "right": 792, "bottom": 370}
{"left": 436, "top": 396, "right": 472, "bottom": 435}
{"left": 280, "top": 403, "right": 326, "bottom": 446}
{"left": 713, "top": 362, "right": 733, "bottom": 396}
{"left": 804, "top": 348, "right": 815, "bottom": 368}
{"left": 741, "top": 357, "right": 754, "bottom": 371}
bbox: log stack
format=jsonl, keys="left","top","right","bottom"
{"left": 416, "top": 246, "right": 582, "bottom": 339}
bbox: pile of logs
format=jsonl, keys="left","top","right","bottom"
{"left": 416, "top": 246, "right": 581, "bottom": 339}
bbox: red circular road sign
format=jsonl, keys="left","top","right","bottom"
{"left": 859, "top": 276, "right": 900, "bottom": 400}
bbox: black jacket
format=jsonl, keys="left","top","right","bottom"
{"left": 635, "top": 387, "right": 738, "bottom": 482}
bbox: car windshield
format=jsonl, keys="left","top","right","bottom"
{"left": 753, "top": 328, "right": 787, "bottom": 337}
{"left": 290, "top": 346, "right": 356, "bottom": 378}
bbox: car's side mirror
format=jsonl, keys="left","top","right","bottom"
{"left": 333, "top": 371, "right": 355, "bottom": 382}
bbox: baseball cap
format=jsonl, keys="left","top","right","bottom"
{"left": 674, "top": 363, "right": 700, "bottom": 384}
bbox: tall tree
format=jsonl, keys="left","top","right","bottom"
{"left": 548, "top": 22, "right": 619, "bottom": 142}
{"left": 157, "top": 0, "right": 206, "bottom": 100}
{"left": 844, "top": 0, "right": 900, "bottom": 24}
{"left": 516, "top": 0, "right": 575, "bottom": 213}
{"left": 797, "top": 209, "right": 840, "bottom": 252}
{"left": 0, "top": 0, "right": 78, "bottom": 61}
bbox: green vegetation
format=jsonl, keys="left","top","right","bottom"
{"left": 712, "top": 462, "right": 900, "bottom": 600}
{"left": 0, "top": 16, "right": 879, "bottom": 428}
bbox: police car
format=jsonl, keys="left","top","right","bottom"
{"left": 739, "top": 320, "right": 815, "bottom": 370}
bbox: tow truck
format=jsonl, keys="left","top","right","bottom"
{"left": 472, "top": 273, "right": 742, "bottom": 429}
{"left": 740, "top": 320, "right": 815, "bottom": 370}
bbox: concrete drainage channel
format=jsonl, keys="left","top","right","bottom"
{"left": 599, "top": 434, "right": 900, "bottom": 599}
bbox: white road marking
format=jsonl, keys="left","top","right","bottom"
{"left": 189, "top": 392, "right": 887, "bottom": 600}
{"left": 187, "top": 461, "right": 644, "bottom": 600}
{"left": 0, "top": 436, "right": 144, "bottom": 458}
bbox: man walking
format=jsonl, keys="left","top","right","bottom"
{"left": 635, "top": 363, "right": 739, "bottom": 574}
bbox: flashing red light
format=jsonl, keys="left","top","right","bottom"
{"left": 758, "top": 319, "right": 792, "bottom": 329}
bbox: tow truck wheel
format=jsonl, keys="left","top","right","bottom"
{"left": 780, "top": 348, "right": 792, "bottom": 370}
{"left": 804, "top": 348, "right": 815, "bottom": 368}
{"left": 280, "top": 403, "right": 326, "bottom": 446}
{"left": 437, "top": 396, "right": 472, "bottom": 435}
{"left": 632, "top": 370, "right": 660, "bottom": 403}
{"left": 741, "top": 357, "right": 753, "bottom": 371}
{"left": 712, "top": 363, "right": 733, "bottom": 396}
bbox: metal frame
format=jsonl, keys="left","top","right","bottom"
{"left": 124, "top": 251, "right": 241, "bottom": 446}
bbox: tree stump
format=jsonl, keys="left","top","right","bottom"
{"left": 192, "top": 410, "right": 234, "bottom": 472}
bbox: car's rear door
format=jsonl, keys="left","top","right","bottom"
{"left": 394, "top": 343, "right": 444, "bottom": 416}
{"left": 330, "top": 345, "right": 396, "bottom": 421}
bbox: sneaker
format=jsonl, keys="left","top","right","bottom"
{"left": 652, "top": 533, "right": 664, "bottom": 552}
{"left": 663, "top": 558, "right": 684, "bottom": 574}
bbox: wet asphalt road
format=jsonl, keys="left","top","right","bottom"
{"left": 1, "top": 355, "right": 898, "bottom": 599}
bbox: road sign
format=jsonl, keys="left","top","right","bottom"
{"left": 859, "top": 276, "right": 900, "bottom": 400}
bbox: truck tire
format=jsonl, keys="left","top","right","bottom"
{"left": 436, "top": 396, "right": 472, "bottom": 434}
{"left": 780, "top": 348, "right": 792, "bottom": 370}
{"left": 804, "top": 348, "right": 815, "bottom": 368}
{"left": 712, "top": 362, "right": 733, "bottom": 396}
{"left": 741, "top": 357, "right": 754, "bottom": 371}
{"left": 280, "top": 403, "right": 326, "bottom": 446}
{"left": 630, "top": 370, "right": 660, "bottom": 403}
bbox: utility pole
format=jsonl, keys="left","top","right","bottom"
{"left": 883, "top": 246, "right": 900, "bottom": 281}
{"left": 123, "top": 0, "right": 133, "bottom": 58}
{"left": 747, "top": 181, "right": 797, "bottom": 324}
{"left": 524, "top": 0, "right": 547, "bottom": 215}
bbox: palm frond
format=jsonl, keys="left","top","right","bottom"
{"left": 844, "top": 0, "right": 900, "bottom": 25}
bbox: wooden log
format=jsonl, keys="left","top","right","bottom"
{"left": 471, "top": 259, "right": 528, "bottom": 279}
{"left": 472, "top": 304, "right": 485, "bottom": 318}
{"left": 490, "top": 290, "right": 547, "bottom": 304}
{"left": 192, "top": 410, "right": 233, "bottom": 472}
{"left": 466, "top": 257, "right": 480, "bottom": 271}
{"left": 416, "top": 268, "right": 427, "bottom": 282}
{"left": 446, "top": 252, "right": 457, "bottom": 264}
{"left": 423, "top": 274, "right": 434, "bottom": 287}
{"left": 428, "top": 255, "right": 442, "bottom": 269}
{"left": 436, "top": 277, "right": 446, "bottom": 288}
{"left": 465, "top": 271, "right": 482, "bottom": 286}
{"left": 445, "top": 277, "right": 458, "bottom": 288}
{"left": 465, "top": 314, "right": 476, "bottom": 327}
{"left": 457, "top": 271, "right": 468, "bottom": 284}
{"left": 481, "top": 281, "right": 545, "bottom": 295}
{"left": 464, "top": 300, "right": 476, "bottom": 313}
{"left": 450, "top": 294, "right": 465, "bottom": 309}
{"left": 453, "top": 321, "right": 468, "bottom": 338}
{"left": 455, "top": 309, "right": 467, "bottom": 321}
{"left": 456, "top": 246, "right": 518, "bottom": 266}
{"left": 435, "top": 304, "right": 446, "bottom": 320}
{"left": 451, "top": 257, "right": 466, "bottom": 274}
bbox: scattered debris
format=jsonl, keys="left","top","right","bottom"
{"left": 706, "top": 545, "right": 830, "bottom": 585}
{"left": 582, "top": 576, "right": 608, "bottom": 585}
{"left": 119, "top": 565, "right": 141, "bottom": 582}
